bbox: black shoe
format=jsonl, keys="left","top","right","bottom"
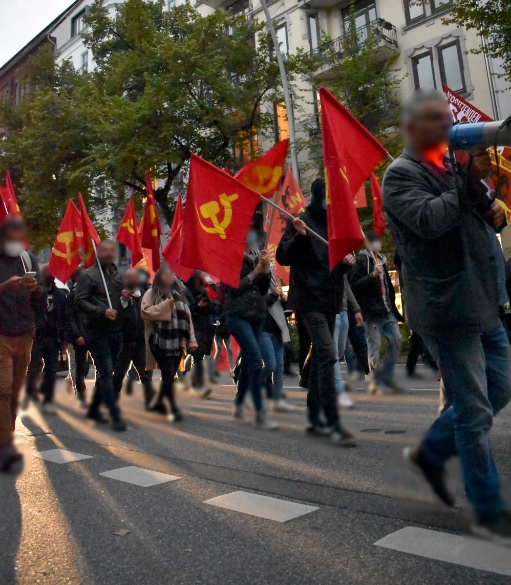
{"left": 404, "top": 446, "right": 455, "bottom": 507}
{"left": 112, "top": 420, "right": 127, "bottom": 432}
{"left": 125, "top": 381, "right": 133, "bottom": 396}
{"left": 168, "top": 410, "right": 184, "bottom": 422}
{"left": 327, "top": 425, "right": 356, "bottom": 446}
{"left": 472, "top": 511, "right": 511, "bottom": 546}
{"left": 149, "top": 401, "right": 168, "bottom": 415}
{"left": 306, "top": 422, "right": 329, "bottom": 437}
{"left": 0, "top": 446, "right": 23, "bottom": 474}
{"left": 86, "top": 411, "right": 109, "bottom": 424}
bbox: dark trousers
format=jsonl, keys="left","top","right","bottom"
{"left": 74, "top": 344, "right": 89, "bottom": 398}
{"left": 406, "top": 331, "right": 437, "bottom": 375}
{"left": 301, "top": 312, "right": 339, "bottom": 427}
{"left": 113, "top": 341, "right": 154, "bottom": 405}
{"left": 151, "top": 346, "right": 181, "bottom": 414}
{"left": 87, "top": 330, "right": 122, "bottom": 422}
{"left": 190, "top": 350, "right": 205, "bottom": 388}
{"left": 347, "top": 311, "right": 369, "bottom": 375}
{"left": 26, "top": 335, "right": 60, "bottom": 404}
{"left": 296, "top": 311, "right": 311, "bottom": 374}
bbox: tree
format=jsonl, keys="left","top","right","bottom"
{"left": 0, "top": 0, "right": 309, "bottom": 248}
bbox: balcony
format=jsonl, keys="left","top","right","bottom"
{"left": 314, "top": 18, "right": 399, "bottom": 64}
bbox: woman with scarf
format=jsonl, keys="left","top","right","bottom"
{"left": 142, "top": 264, "right": 197, "bottom": 422}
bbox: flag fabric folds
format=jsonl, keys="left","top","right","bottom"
{"left": 48, "top": 200, "right": 84, "bottom": 283}
{"left": 370, "top": 173, "right": 385, "bottom": 235}
{"left": 319, "top": 87, "right": 387, "bottom": 268}
{"left": 162, "top": 196, "right": 194, "bottom": 282}
{"left": 141, "top": 171, "right": 162, "bottom": 271}
{"left": 77, "top": 193, "right": 100, "bottom": 268}
{"left": 0, "top": 171, "right": 21, "bottom": 221}
{"left": 179, "top": 154, "right": 261, "bottom": 288}
{"left": 235, "top": 139, "right": 289, "bottom": 199}
{"left": 266, "top": 168, "right": 306, "bottom": 285}
{"left": 117, "top": 197, "right": 143, "bottom": 266}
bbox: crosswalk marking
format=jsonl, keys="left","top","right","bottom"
{"left": 204, "top": 491, "right": 319, "bottom": 522}
{"left": 375, "top": 527, "right": 511, "bottom": 576}
{"left": 99, "top": 466, "right": 181, "bottom": 487}
{"left": 35, "top": 449, "right": 93, "bottom": 464}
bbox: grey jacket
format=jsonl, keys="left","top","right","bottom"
{"left": 382, "top": 149, "right": 498, "bottom": 337}
{"left": 341, "top": 276, "right": 360, "bottom": 314}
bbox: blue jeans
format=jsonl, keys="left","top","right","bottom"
{"left": 346, "top": 311, "right": 369, "bottom": 375}
{"left": 87, "top": 330, "right": 122, "bottom": 422}
{"left": 227, "top": 315, "right": 264, "bottom": 412}
{"left": 260, "top": 331, "right": 284, "bottom": 401}
{"left": 366, "top": 313, "right": 401, "bottom": 385}
{"left": 333, "top": 312, "right": 350, "bottom": 394}
{"left": 422, "top": 321, "right": 511, "bottom": 520}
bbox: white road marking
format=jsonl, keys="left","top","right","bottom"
{"left": 100, "top": 466, "right": 181, "bottom": 487}
{"left": 204, "top": 491, "right": 319, "bottom": 522}
{"left": 35, "top": 449, "right": 93, "bottom": 464}
{"left": 375, "top": 527, "right": 511, "bottom": 576}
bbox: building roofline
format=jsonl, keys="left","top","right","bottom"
{"left": 0, "top": 0, "right": 85, "bottom": 77}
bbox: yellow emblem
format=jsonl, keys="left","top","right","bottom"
{"left": 196, "top": 193, "right": 239, "bottom": 240}
{"left": 52, "top": 231, "right": 81, "bottom": 265}
{"left": 242, "top": 165, "right": 282, "bottom": 195}
{"left": 122, "top": 218, "right": 135, "bottom": 235}
{"left": 339, "top": 166, "right": 349, "bottom": 184}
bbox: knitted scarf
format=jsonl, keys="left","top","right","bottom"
{"left": 153, "top": 289, "right": 191, "bottom": 356}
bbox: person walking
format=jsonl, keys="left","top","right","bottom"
{"left": 74, "top": 239, "right": 127, "bottom": 431}
{"left": 0, "top": 216, "right": 44, "bottom": 472}
{"left": 212, "top": 312, "right": 235, "bottom": 378}
{"left": 349, "top": 230, "right": 403, "bottom": 395}
{"left": 142, "top": 264, "right": 197, "bottom": 422}
{"left": 113, "top": 268, "right": 155, "bottom": 409}
{"left": 277, "top": 178, "right": 354, "bottom": 445}
{"left": 383, "top": 88, "right": 511, "bottom": 542}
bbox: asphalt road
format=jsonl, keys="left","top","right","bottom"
{"left": 1, "top": 364, "right": 511, "bottom": 585}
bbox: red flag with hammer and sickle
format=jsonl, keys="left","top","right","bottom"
{"left": 117, "top": 197, "right": 143, "bottom": 266}
{"left": 141, "top": 171, "right": 162, "bottom": 271}
{"left": 0, "top": 171, "right": 21, "bottom": 221}
{"left": 77, "top": 193, "right": 100, "bottom": 268}
{"left": 48, "top": 200, "right": 84, "bottom": 283}
{"left": 162, "top": 195, "right": 195, "bottom": 282}
{"left": 179, "top": 154, "right": 261, "bottom": 288}
{"left": 320, "top": 87, "right": 387, "bottom": 268}
{"left": 235, "top": 139, "right": 289, "bottom": 199}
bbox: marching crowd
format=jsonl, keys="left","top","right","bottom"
{"left": 0, "top": 88, "right": 511, "bottom": 542}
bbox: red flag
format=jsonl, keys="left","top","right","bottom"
{"left": 162, "top": 196, "right": 195, "bottom": 282}
{"left": 141, "top": 171, "right": 162, "bottom": 271}
{"left": 116, "top": 197, "right": 143, "bottom": 266}
{"left": 266, "top": 168, "right": 306, "bottom": 285}
{"left": 77, "top": 193, "right": 100, "bottom": 268}
{"left": 179, "top": 154, "right": 261, "bottom": 287}
{"left": 0, "top": 171, "right": 21, "bottom": 221}
{"left": 353, "top": 183, "right": 367, "bottom": 209}
{"left": 320, "top": 87, "right": 387, "bottom": 268}
{"left": 370, "top": 173, "right": 385, "bottom": 235}
{"left": 235, "top": 139, "right": 289, "bottom": 198}
{"left": 48, "top": 201, "right": 84, "bottom": 283}
{"left": 442, "top": 84, "right": 492, "bottom": 124}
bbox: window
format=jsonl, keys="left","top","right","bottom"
{"left": 404, "top": 0, "right": 426, "bottom": 22}
{"left": 275, "top": 24, "right": 288, "bottom": 56}
{"left": 438, "top": 41, "right": 465, "bottom": 91}
{"left": 71, "top": 11, "right": 86, "bottom": 37}
{"left": 412, "top": 51, "right": 436, "bottom": 89}
{"left": 431, "top": 0, "right": 450, "bottom": 11}
{"left": 342, "top": 1, "right": 377, "bottom": 42}
{"left": 80, "top": 51, "right": 89, "bottom": 74}
{"left": 404, "top": 0, "right": 450, "bottom": 25}
{"left": 307, "top": 13, "right": 321, "bottom": 53}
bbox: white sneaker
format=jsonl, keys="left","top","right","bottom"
{"left": 244, "top": 394, "right": 254, "bottom": 411}
{"left": 42, "top": 402, "right": 57, "bottom": 415}
{"left": 338, "top": 393, "right": 354, "bottom": 409}
{"left": 255, "top": 412, "right": 278, "bottom": 430}
{"left": 273, "top": 399, "right": 296, "bottom": 413}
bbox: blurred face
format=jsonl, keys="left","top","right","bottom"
{"left": 2, "top": 218, "right": 27, "bottom": 257}
{"left": 246, "top": 229, "right": 259, "bottom": 249}
{"left": 369, "top": 239, "right": 382, "bottom": 253}
{"left": 406, "top": 99, "right": 452, "bottom": 152}
{"left": 159, "top": 266, "right": 176, "bottom": 288}
{"left": 97, "top": 241, "right": 116, "bottom": 266}
{"left": 123, "top": 269, "right": 141, "bottom": 291}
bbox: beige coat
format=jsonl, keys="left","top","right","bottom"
{"left": 141, "top": 288, "right": 197, "bottom": 370}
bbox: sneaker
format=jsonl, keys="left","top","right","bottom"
{"left": 168, "top": 410, "right": 184, "bottom": 422}
{"left": 232, "top": 403, "right": 247, "bottom": 423}
{"left": 338, "top": 393, "right": 354, "bottom": 409}
{"left": 255, "top": 411, "right": 278, "bottom": 430}
{"left": 403, "top": 446, "right": 455, "bottom": 506}
{"left": 112, "top": 420, "right": 127, "bottom": 432}
{"left": 42, "top": 402, "right": 57, "bottom": 415}
{"left": 0, "top": 446, "right": 23, "bottom": 474}
{"left": 273, "top": 398, "right": 296, "bottom": 413}
{"left": 149, "top": 401, "right": 168, "bottom": 416}
{"left": 471, "top": 511, "right": 511, "bottom": 546}
{"left": 327, "top": 425, "right": 355, "bottom": 446}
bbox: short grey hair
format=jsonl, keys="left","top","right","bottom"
{"left": 401, "top": 88, "right": 447, "bottom": 127}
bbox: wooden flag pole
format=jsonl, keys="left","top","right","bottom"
{"left": 91, "top": 240, "right": 113, "bottom": 309}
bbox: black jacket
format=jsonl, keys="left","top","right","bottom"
{"left": 349, "top": 251, "right": 402, "bottom": 321}
{"left": 74, "top": 262, "right": 124, "bottom": 333}
{"left": 0, "top": 252, "right": 44, "bottom": 337}
{"left": 382, "top": 148, "right": 498, "bottom": 336}
{"left": 38, "top": 284, "right": 68, "bottom": 342}
{"left": 121, "top": 295, "right": 145, "bottom": 345}
{"left": 184, "top": 283, "right": 215, "bottom": 354}
{"left": 67, "top": 286, "right": 85, "bottom": 343}
{"left": 222, "top": 254, "right": 271, "bottom": 322}
{"left": 276, "top": 206, "right": 349, "bottom": 315}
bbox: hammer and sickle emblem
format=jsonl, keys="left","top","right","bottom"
{"left": 53, "top": 231, "right": 81, "bottom": 265}
{"left": 122, "top": 218, "right": 135, "bottom": 235}
{"left": 339, "top": 166, "right": 349, "bottom": 185}
{"left": 196, "top": 193, "right": 239, "bottom": 240}
{"left": 243, "top": 165, "right": 282, "bottom": 194}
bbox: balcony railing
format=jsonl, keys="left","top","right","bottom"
{"left": 313, "top": 18, "right": 398, "bottom": 57}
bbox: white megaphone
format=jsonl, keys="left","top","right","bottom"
{"left": 450, "top": 117, "right": 511, "bottom": 150}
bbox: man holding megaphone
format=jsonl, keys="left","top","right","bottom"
{"left": 383, "top": 88, "right": 511, "bottom": 544}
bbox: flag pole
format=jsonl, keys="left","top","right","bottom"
{"left": 260, "top": 195, "right": 329, "bottom": 246}
{"left": 386, "top": 153, "right": 395, "bottom": 163}
{"left": 91, "top": 240, "right": 113, "bottom": 309}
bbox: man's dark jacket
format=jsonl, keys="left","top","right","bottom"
{"left": 38, "top": 284, "right": 68, "bottom": 342}
{"left": 350, "top": 250, "right": 402, "bottom": 321}
{"left": 276, "top": 206, "right": 348, "bottom": 315}
{"left": 382, "top": 149, "right": 498, "bottom": 337}
{"left": 121, "top": 295, "right": 145, "bottom": 345}
{"left": 67, "top": 286, "right": 85, "bottom": 344}
{"left": 74, "top": 262, "right": 124, "bottom": 333}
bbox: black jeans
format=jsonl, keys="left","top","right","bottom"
{"left": 300, "top": 312, "right": 339, "bottom": 427}
{"left": 87, "top": 330, "right": 122, "bottom": 422}
{"left": 74, "top": 344, "right": 89, "bottom": 398}
{"left": 151, "top": 346, "right": 181, "bottom": 414}
{"left": 26, "top": 335, "right": 60, "bottom": 404}
{"left": 113, "top": 340, "right": 154, "bottom": 405}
